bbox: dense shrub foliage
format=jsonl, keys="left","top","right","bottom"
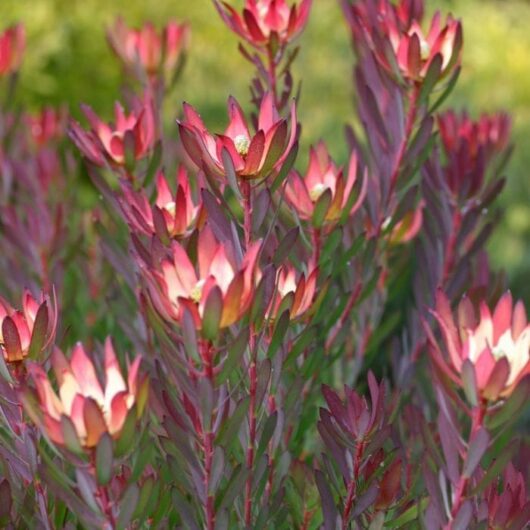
{"left": 0, "top": 1, "right": 529, "bottom": 528}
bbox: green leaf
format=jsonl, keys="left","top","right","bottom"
{"left": 267, "top": 311, "right": 290, "bottom": 359}
{"left": 256, "top": 412, "right": 278, "bottom": 460}
{"left": 463, "top": 428, "right": 489, "bottom": 478}
{"left": 202, "top": 286, "right": 223, "bottom": 341}
{"left": 60, "top": 415, "right": 84, "bottom": 456}
{"left": 95, "top": 433, "right": 113, "bottom": 486}
{"left": 311, "top": 188, "right": 332, "bottom": 228}
{"left": 28, "top": 302, "right": 49, "bottom": 359}
{"left": 216, "top": 397, "right": 250, "bottom": 449}
{"left": 131, "top": 438, "right": 155, "bottom": 482}
{"left": 217, "top": 328, "right": 249, "bottom": 384}
{"left": 114, "top": 405, "right": 137, "bottom": 458}
{"left": 271, "top": 141, "right": 298, "bottom": 193}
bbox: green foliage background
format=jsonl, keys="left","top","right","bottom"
{"left": 3, "top": 0, "right": 529, "bottom": 299}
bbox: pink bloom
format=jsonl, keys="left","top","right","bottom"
{"left": 429, "top": 291, "right": 530, "bottom": 401}
{"left": 0, "top": 291, "right": 56, "bottom": 363}
{"left": 387, "top": 200, "right": 425, "bottom": 244}
{"left": 215, "top": 0, "right": 312, "bottom": 49}
{"left": 266, "top": 264, "right": 317, "bottom": 320}
{"left": 120, "top": 167, "right": 203, "bottom": 239}
{"left": 108, "top": 18, "right": 190, "bottom": 80}
{"left": 178, "top": 93, "right": 297, "bottom": 180}
{"left": 151, "top": 225, "right": 261, "bottom": 329}
{"left": 437, "top": 110, "right": 511, "bottom": 198}
{"left": 390, "top": 12, "right": 462, "bottom": 82}
{"left": 25, "top": 107, "right": 66, "bottom": 147}
{"left": 28, "top": 339, "right": 147, "bottom": 449}
{"left": 285, "top": 143, "right": 366, "bottom": 225}
{"left": 0, "top": 24, "right": 25, "bottom": 76}
{"left": 69, "top": 92, "right": 156, "bottom": 167}
{"left": 485, "top": 464, "right": 530, "bottom": 529}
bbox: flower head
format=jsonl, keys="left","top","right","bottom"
{"left": 485, "top": 464, "right": 530, "bottom": 530}
{"left": 69, "top": 92, "right": 156, "bottom": 167}
{"left": 437, "top": 110, "right": 511, "bottom": 199}
{"left": 266, "top": 264, "right": 317, "bottom": 320}
{"left": 27, "top": 339, "right": 147, "bottom": 449}
{"left": 120, "top": 166, "right": 202, "bottom": 240}
{"left": 390, "top": 12, "right": 462, "bottom": 82}
{"left": 108, "top": 18, "right": 190, "bottom": 81}
{"left": 150, "top": 225, "right": 261, "bottom": 329}
{"left": 215, "top": 0, "right": 312, "bottom": 49}
{"left": 0, "top": 24, "right": 25, "bottom": 76}
{"left": 429, "top": 290, "right": 530, "bottom": 401}
{"left": 178, "top": 93, "right": 297, "bottom": 180}
{"left": 25, "top": 107, "right": 66, "bottom": 148}
{"left": 0, "top": 291, "right": 56, "bottom": 363}
{"left": 285, "top": 143, "right": 366, "bottom": 225}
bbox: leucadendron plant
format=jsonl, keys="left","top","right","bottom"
{"left": 0, "top": 0, "right": 528, "bottom": 528}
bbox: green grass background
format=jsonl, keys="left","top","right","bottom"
{"left": 3, "top": 0, "right": 529, "bottom": 299}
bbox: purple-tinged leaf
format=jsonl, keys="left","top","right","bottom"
{"left": 2, "top": 317, "right": 22, "bottom": 361}
{"left": 270, "top": 141, "right": 298, "bottom": 193}
{"left": 217, "top": 397, "right": 250, "bottom": 449}
{"left": 257, "top": 412, "right": 278, "bottom": 460}
{"left": 117, "top": 484, "right": 140, "bottom": 529}
{"left": 452, "top": 500, "right": 472, "bottom": 530}
{"left": 463, "top": 428, "right": 489, "bottom": 478}
{"left": 0, "top": 479, "right": 12, "bottom": 520}
{"left": 221, "top": 146, "right": 242, "bottom": 200}
{"left": 252, "top": 187, "right": 271, "bottom": 233}
{"left": 218, "top": 464, "right": 249, "bottom": 512}
{"left": 217, "top": 328, "right": 249, "bottom": 383}
{"left": 202, "top": 189, "right": 234, "bottom": 243}
{"left": 273, "top": 227, "right": 299, "bottom": 266}
{"left": 352, "top": 483, "right": 379, "bottom": 517}
{"left": 461, "top": 360, "right": 478, "bottom": 407}
{"left": 315, "top": 469, "right": 339, "bottom": 530}
{"left": 267, "top": 311, "right": 290, "bottom": 359}
{"left": 210, "top": 447, "right": 225, "bottom": 494}
{"left": 75, "top": 469, "right": 100, "bottom": 514}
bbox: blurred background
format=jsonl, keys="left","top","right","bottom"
{"left": 2, "top": 0, "right": 529, "bottom": 300}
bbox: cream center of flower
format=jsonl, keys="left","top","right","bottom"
{"left": 190, "top": 279, "right": 206, "bottom": 303}
{"left": 234, "top": 134, "right": 250, "bottom": 156}
{"left": 419, "top": 38, "right": 430, "bottom": 61}
{"left": 309, "top": 183, "right": 328, "bottom": 202}
{"left": 164, "top": 201, "right": 176, "bottom": 216}
{"left": 491, "top": 345, "right": 507, "bottom": 361}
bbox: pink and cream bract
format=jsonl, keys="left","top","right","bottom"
{"left": 151, "top": 225, "right": 261, "bottom": 329}
{"left": 120, "top": 167, "right": 202, "bottom": 239}
{"left": 0, "top": 291, "right": 56, "bottom": 363}
{"left": 178, "top": 93, "right": 297, "bottom": 180}
{"left": 430, "top": 291, "right": 530, "bottom": 401}
{"left": 28, "top": 339, "right": 147, "bottom": 449}
{"left": 108, "top": 18, "right": 190, "bottom": 80}
{"left": 214, "top": 0, "right": 312, "bottom": 49}
{"left": 0, "top": 24, "right": 25, "bottom": 76}
{"left": 285, "top": 144, "right": 366, "bottom": 225}
{"left": 69, "top": 92, "right": 156, "bottom": 167}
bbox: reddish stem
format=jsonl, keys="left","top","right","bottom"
{"left": 201, "top": 340, "right": 216, "bottom": 530}
{"left": 266, "top": 44, "right": 278, "bottom": 108}
{"left": 342, "top": 440, "right": 366, "bottom": 529}
{"left": 312, "top": 227, "right": 322, "bottom": 266}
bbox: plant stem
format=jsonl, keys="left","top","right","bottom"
{"left": 266, "top": 44, "right": 278, "bottom": 108}
{"left": 342, "top": 440, "right": 366, "bottom": 529}
{"left": 201, "top": 340, "right": 216, "bottom": 530}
